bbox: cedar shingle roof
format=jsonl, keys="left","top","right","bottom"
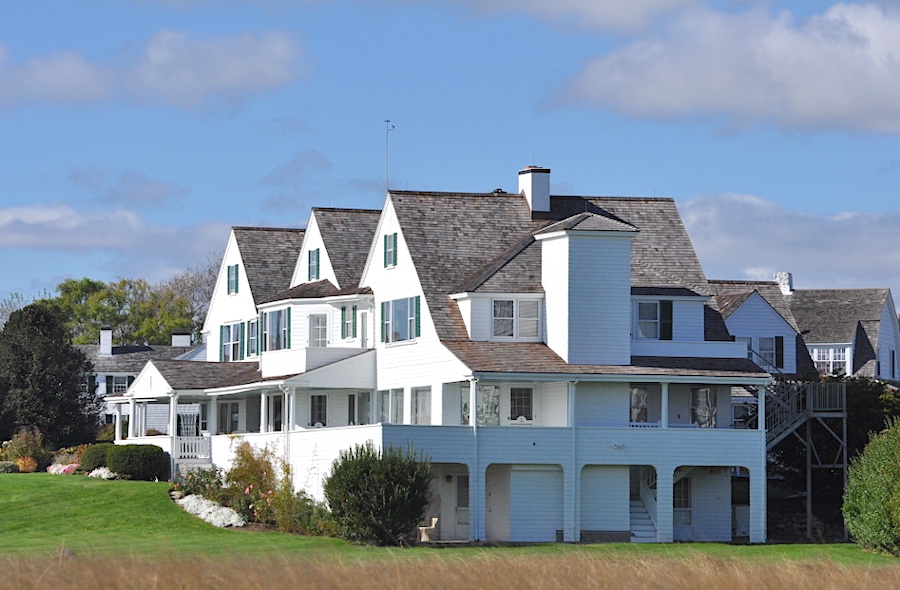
{"left": 233, "top": 227, "right": 305, "bottom": 305}
{"left": 788, "top": 288, "right": 888, "bottom": 344}
{"left": 145, "top": 360, "right": 254, "bottom": 391}
{"left": 442, "top": 340, "right": 767, "bottom": 379}
{"left": 79, "top": 344, "right": 195, "bottom": 374}
{"left": 312, "top": 208, "right": 381, "bottom": 290}
{"left": 708, "top": 280, "right": 800, "bottom": 332}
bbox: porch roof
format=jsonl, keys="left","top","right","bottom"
{"left": 148, "top": 360, "right": 256, "bottom": 390}
{"left": 442, "top": 340, "right": 770, "bottom": 383}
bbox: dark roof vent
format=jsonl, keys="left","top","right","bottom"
{"left": 492, "top": 188, "right": 506, "bottom": 194}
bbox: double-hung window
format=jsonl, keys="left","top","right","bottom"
{"left": 509, "top": 387, "right": 533, "bottom": 422}
{"left": 310, "top": 395, "right": 327, "bottom": 427}
{"left": 262, "top": 308, "right": 290, "bottom": 351}
{"left": 226, "top": 264, "right": 239, "bottom": 294}
{"left": 341, "top": 305, "right": 357, "bottom": 339}
{"left": 636, "top": 300, "right": 673, "bottom": 340}
{"left": 413, "top": 387, "right": 431, "bottom": 425}
{"left": 308, "top": 249, "right": 320, "bottom": 281}
{"left": 381, "top": 296, "right": 420, "bottom": 343}
{"left": 246, "top": 318, "right": 258, "bottom": 357}
{"left": 492, "top": 299, "right": 540, "bottom": 339}
{"left": 220, "top": 322, "right": 244, "bottom": 362}
{"left": 813, "top": 347, "right": 847, "bottom": 375}
{"left": 384, "top": 233, "right": 398, "bottom": 267}
{"left": 309, "top": 314, "right": 327, "bottom": 347}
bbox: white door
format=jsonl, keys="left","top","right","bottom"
{"left": 455, "top": 474, "right": 470, "bottom": 539}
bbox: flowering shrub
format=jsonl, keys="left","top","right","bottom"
{"left": 173, "top": 467, "right": 227, "bottom": 505}
{"left": 16, "top": 456, "right": 37, "bottom": 473}
{"left": 47, "top": 463, "right": 79, "bottom": 475}
{"left": 177, "top": 494, "right": 245, "bottom": 528}
{"left": 53, "top": 444, "right": 89, "bottom": 465}
{"left": 5, "top": 428, "right": 52, "bottom": 469}
{"left": 88, "top": 467, "right": 118, "bottom": 480}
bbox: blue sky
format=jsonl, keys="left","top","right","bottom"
{"left": 3, "top": 0, "right": 900, "bottom": 306}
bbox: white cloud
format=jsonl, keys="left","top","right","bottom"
{"left": 261, "top": 150, "right": 332, "bottom": 186}
{"left": 563, "top": 3, "right": 900, "bottom": 133}
{"left": 681, "top": 193, "right": 900, "bottom": 301}
{"left": 0, "top": 30, "right": 303, "bottom": 108}
{"left": 69, "top": 168, "right": 186, "bottom": 207}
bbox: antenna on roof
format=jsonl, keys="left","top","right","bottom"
{"left": 385, "top": 120, "right": 395, "bottom": 193}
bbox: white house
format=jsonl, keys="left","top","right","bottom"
{"left": 778, "top": 273, "right": 900, "bottom": 382}
{"left": 109, "top": 166, "right": 773, "bottom": 544}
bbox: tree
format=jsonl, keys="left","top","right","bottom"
{"left": 157, "top": 250, "right": 220, "bottom": 342}
{"left": 0, "top": 302, "right": 102, "bottom": 447}
{"left": 843, "top": 417, "right": 900, "bottom": 553}
{"left": 324, "top": 442, "right": 431, "bottom": 545}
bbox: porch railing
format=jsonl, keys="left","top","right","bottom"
{"left": 176, "top": 436, "right": 211, "bottom": 460}
{"left": 639, "top": 467, "right": 658, "bottom": 529}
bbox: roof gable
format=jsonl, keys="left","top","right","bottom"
{"left": 233, "top": 227, "right": 305, "bottom": 305}
{"left": 788, "top": 288, "right": 889, "bottom": 344}
{"left": 312, "top": 208, "right": 381, "bottom": 290}
{"left": 709, "top": 280, "right": 799, "bottom": 331}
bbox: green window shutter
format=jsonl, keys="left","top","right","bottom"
{"left": 341, "top": 306, "right": 347, "bottom": 339}
{"left": 392, "top": 233, "right": 398, "bottom": 266}
{"left": 234, "top": 265, "right": 239, "bottom": 293}
{"left": 286, "top": 307, "right": 292, "bottom": 349}
{"left": 88, "top": 375, "right": 97, "bottom": 395}
{"left": 106, "top": 376, "right": 113, "bottom": 394}
{"left": 381, "top": 301, "right": 387, "bottom": 342}
{"left": 775, "top": 336, "right": 784, "bottom": 369}
{"left": 127, "top": 376, "right": 135, "bottom": 387}
{"left": 383, "top": 235, "right": 389, "bottom": 267}
{"left": 659, "top": 300, "right": 673, "bottom": 341}
{"left": 352, "top": 305, "right": 358, "bottom": 338}
{"left": 239, "top": 322, "right": 245, "bottom": 360}
{"left": 315, "top": 249, "right": 320, "bottom": 279}
{"left": 246, "top": 320, "right": 252, "bottom": 355}
{"left": 415, "top": 296, "right": 421, "bottom": 338}
{"left": 219, "top": 325, "right": 226, "bottom": 361}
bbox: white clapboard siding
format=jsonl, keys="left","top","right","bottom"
{"left": 574, "top": 382, "right": 630, "bottom": 428}
{"left": 723, "top": 292, "right": 797, "bottom": 373}
{"left": 509, "top": 466, "right": 564, "bottom": 542}
{"left": 580, "top": 465, "right": 630, "bottom": 531}
{"left": 203, "top": 231, "right": 258, "bottom": 362}
{"left": 673, "top": 468, "right": 732, "bottom": 542}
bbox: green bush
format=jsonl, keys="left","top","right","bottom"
{"left": 323, "top": 442, "right": 431, "bottom": 545}
{"left": 174, "top": 466, "right": 228, "bottom": 505}
{"left": 3, "top": 427, "right": 52, "bottom": 470}
{"left": 80, "top": 443, "right": 115, "bottom": 472}
{"left": 0, "top": 461, "right": 19, "bottom": 473}
{"left": 107, "top": 445, "right": 170, "bottom": 481}
{"left": 844, "top": 417, "right": 900, "bottom": 554}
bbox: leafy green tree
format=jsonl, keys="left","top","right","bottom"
{"left": 324, "top": 442, "right": 431, "bottom": 545}
{"left": 844, "top": 417, "right": 900, "bottom": 553}
{"left": 0, "top": 303, "right": 102, "bottom": 447}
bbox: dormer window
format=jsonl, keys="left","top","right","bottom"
{"left": 308, "top": 249, "right": 320, "bottom": 281}
{"left": 226, "top": 264, "right": 239, "bottom": 294}
{"left": 384, "top": 233, "right": 398, "bottom": 267}
{"left": 491, "top": 299, "right": 540, "bottom": 340}
{"left": 635, "top": 300, "right": 673, "bottom": 340}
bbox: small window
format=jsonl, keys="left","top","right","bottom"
{"left": 493, "top": 300, "right": 515, "bottom": 337}
{"left": 341, "top": 305, "right": 357, "bottom": 339}
{"left": 309, "top": 314, "right": 327, "bottom": 347}
{"left": 673, "top": 477, "right": 692, "bottom": 525}
{"left": 413, "top": 387, "right": 431, "bottom": 425}
{"left": 510, "top": 387, "right": 533, "bottom": 422}
{"left": 384, "top": 233, "right": 398, "bottom": 267}
{"left": 518, "top": 300, "right": 540, "bottom": 338}
{"left": 308, "top": 249, "right": 320, "bottom": 281}
{"left": 247, "top": 319, "right": 258, "bottom": 357}
{"left": 492, "top": 299, "right": 541, "bottom": 339}
{"left": 227, "top": 264, "right": 239, "bottom": 294}
{"left": 112, "top": 375, "right": 129, "bottom": 394}
{"left": 220, "top": 322, "right": 243, "bottom": 362}
{"left": 637, "top": 302, "right": 659, "bottom": 339}
{"left": 758, "top": 337, "right": 776, "bottom": 367}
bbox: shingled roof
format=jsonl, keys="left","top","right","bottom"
{"left": 442, "top": 341, "right": 768, "bottom": 379}
{"left": 146, "top": 360, "right": 257, "bottom": 391}
{"left": 312, "top": 208, "right": 381, "bottom": 290}
{"left": 788, "top": 288, "right": 889, "bottom": 344}
{"left": 233, "top": 227, "right": 305, "bottom": 305}
{"left": 79, "top": 344, "right": 194, "bottom": 374}
{"left": 708, "top": 280, "right": 800, "bottom": 332}
{"left": 391, "top": 190, "right": 721, "bottom": 343}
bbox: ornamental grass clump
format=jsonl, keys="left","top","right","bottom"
{"left": 3, "top": 427, "right": 52, "bottom": 470}
{"left": 16, "top": 455, "right": 37, "bottom": 473}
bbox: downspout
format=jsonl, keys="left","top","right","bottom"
{"left": 468, "top": 376, "right": 478, "bottom": 541}
{"left": 569, "top": 378, "right": 579, "bottom": 543}
{"left": 279, "top": 384, "right": 292, "bottom": 476}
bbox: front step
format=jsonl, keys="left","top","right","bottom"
{"left": 630, "top": 500, "right": 657, "bottom": 543}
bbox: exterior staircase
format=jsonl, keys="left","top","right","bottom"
{"left": 630, "top": 500, "right": 657, "bottom": 543}
{"left": 759, "top": 381, "right": 846, "bottom": 451}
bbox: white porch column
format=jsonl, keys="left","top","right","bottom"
{"left": 209, "top": 397, "right": 219, "bottom": 435}
{"left": 565, "top": 380, "right": 578, "bottom": 542}
{"left": 128, "top": 399, "right": 136, "bottom": 438}
{"left": 288, "top": 388, "right": 297, "bottom": 431}
{"left": 114, "top": 404, "right": 123, "bottom": 442}
{"left": 757, "top": 384, "right": 766, "bottom": 433}
{"left": 661, "top": 383, "right": 670, "bottom": 428}
{"left": 468, "top": 377, "right": 479, "bottom": 541}
{"left": 749, "top": 458, "right": 768, "bottom": 543}
{"left": 260, "top": 392, "right": 268, "bottom": 434}
{"left": 655, "top": 466, "right": 674, "bottom": 542}
{"left": 168, "top": 393, "right": 179, "bottom": 437}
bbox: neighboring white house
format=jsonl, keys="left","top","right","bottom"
{"left": 777, "top": 273, "right": 900, "bottom": 382}
{"left": 109, "top": 166, "right": 773, "bottom": 544}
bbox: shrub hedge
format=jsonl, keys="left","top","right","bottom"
{"left": 843, "top": 417, "right": 900, "bottom": 554}
{"left": 107, "top": 445, "right": 170, "bottom": 481}
{"left": 80, "top": 443, "right": 115, "bottom": 472}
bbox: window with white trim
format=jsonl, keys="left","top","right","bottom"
{"left": 220, "top": 322, "right": 243, "bottom": 362}
{"left": 758, "top": 337, "right": 776, "bottom": 367}
{"left": 673, "top": 477, "right": 692, "bottom": 525}
{"left": 509, "top": 387, "right": 533, "bottom": 422}
{"left": 309, "top": 314, "right": 327, "bottom": 347}
{"left": 634, "top": 300, "right": 673, "bottom": 340}
{"left": 112, "top": 375, "right": 129, "bottom": 394}
{"left": 263, "top": 309, "right": 290, "bottom": 351}
{"left": 247, "top": 318, "right": 258, "bottom": 357}
{"left": 308, "top": 249, "right": 320, "bottom": 281}
{"left": 310, "top": 394, "right": 327, "bottom": 427}
{"left": 412, "top": 387, "right": 431, "bottom": 425}
{"left": 226, "top": 264, "right": 239, "bottom": 294}
{"left": 491, "top": 299, "right": 541, "bottom": 340}
{"left": 384, "top": 233, "right": 398, "bottom": 267}
{"left": 341, "top": 305, "right": 357, "bottom": 339}
{"left": 391, "top": 388, "right": 404, "bottom": 424}
{"left": 813, "top": 347, "right": 847, "bottom": 375}
{"left": 381, "top": 297, "right": 419, "bottom": 343}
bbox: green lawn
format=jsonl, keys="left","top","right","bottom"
{"left": 0, "top": 473, "right": 895, "bottom": 567}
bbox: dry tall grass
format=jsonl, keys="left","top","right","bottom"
{"left": 3, "top": 552, "right": 899, "bottom": 590}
